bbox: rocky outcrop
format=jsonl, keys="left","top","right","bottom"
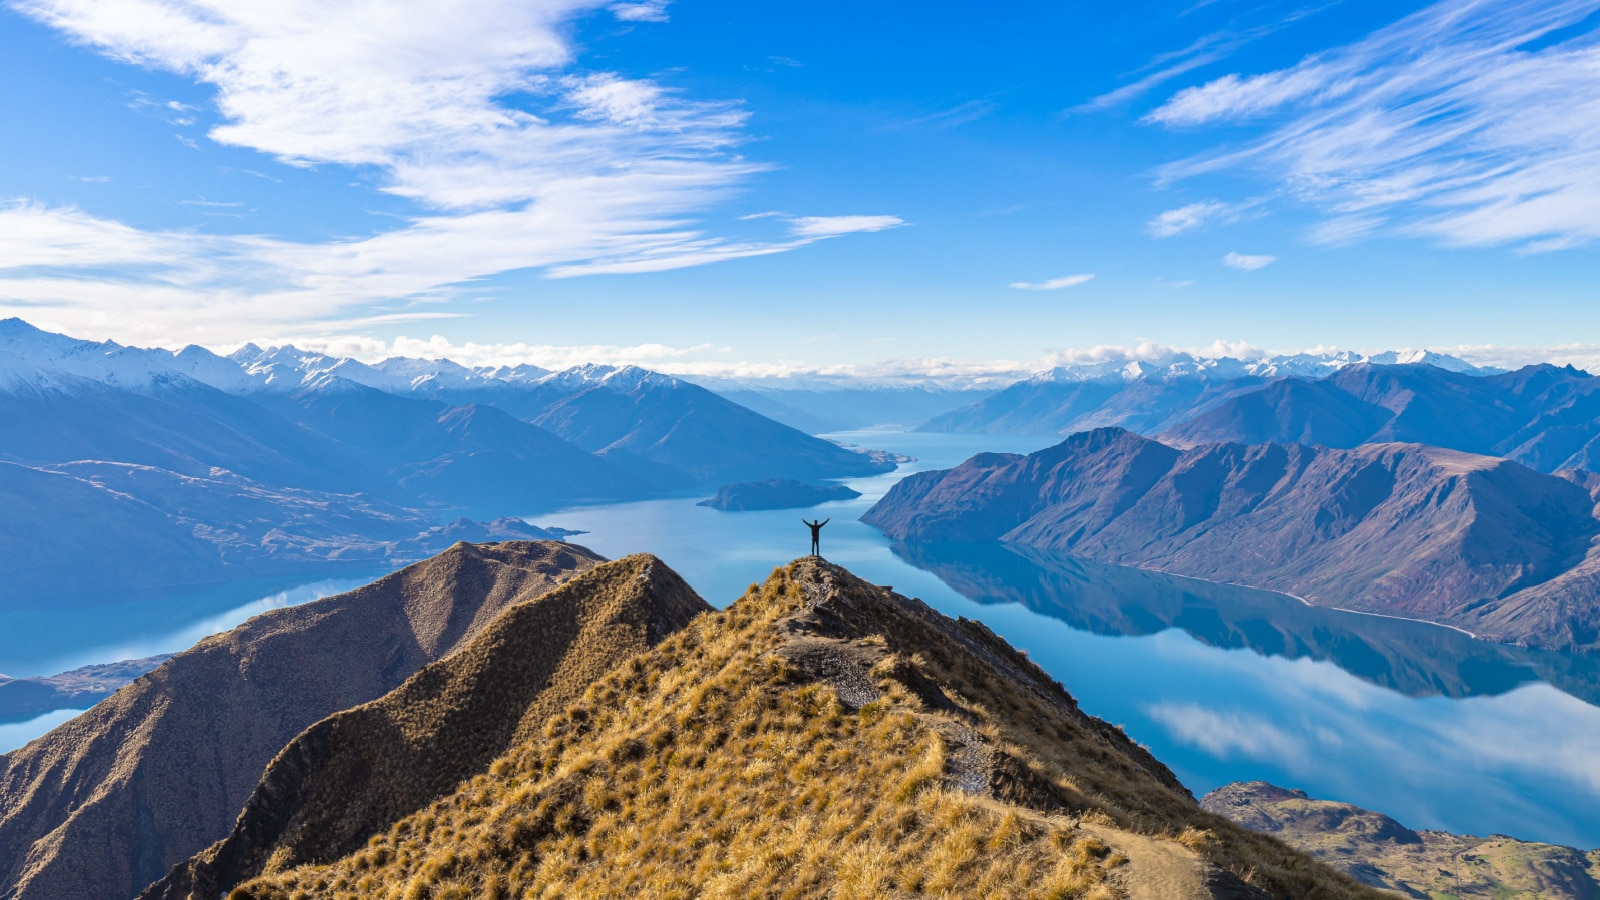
{"left": 1204, "top": 782, "right": 1600, "bottom": 899}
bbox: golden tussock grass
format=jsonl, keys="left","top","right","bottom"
{"left": 223, "top": 558, "right": 1381, "bottom": 900}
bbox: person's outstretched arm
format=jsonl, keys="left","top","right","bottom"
{"left": 821, "top": 518, "right": 830, "bottom": 526}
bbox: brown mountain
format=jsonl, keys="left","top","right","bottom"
{"left": 0, "top": 540, "right": 602, "bottom": 900}
{"left": 863, "top": 428, "right": 1600, "bottom": 651}
{"left": 145, "top": 554, "right": 709, "bottom": 900}
{"left": 156, "top": 558, "right": 1379, "bottom": 900}
{"left": 1203, "top": 782, "right": 1600, "bottom": 899}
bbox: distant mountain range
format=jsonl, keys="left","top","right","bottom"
{"left": 919, "top": 350, "right": 1535, "bottom": 435}
{"left": 865, "top": 428, "right": 1600, "bottom": 652}
{"left": 0, "top": 318, "right": 892, "bottom": 601}
{"left": 686, "top": 376, "right": 990, "bottom": 433}
{"left": 1163, "top": 362, "right": 1600, "bottom": 473}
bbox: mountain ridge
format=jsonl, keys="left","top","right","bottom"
{"left": 0, "top": 540, "right": 603, "bottom": 900}
{"left": 864, "top": 428, "right": 1600, "bottom": 651}
{"left": 144, "top": 554, "right": 710, "bottom": 900}
{"left": 151, "top": 556, "right": 1378, "bottom": 899}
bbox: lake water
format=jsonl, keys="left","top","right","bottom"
{"left": 525, "top": 429, "right": 1600, "bottom": 849}
{"left": 5, "top": 429, "right": 1598, "bottom": 848}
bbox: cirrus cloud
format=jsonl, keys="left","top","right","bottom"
{"left": 0, "top": 0, "right": 898, "bottom": 345}
{"left": 1148, "top": 0, "right": 1600, "bottom": 251}
{"left": 1009, "top": 274, "right": 1095, "bottom": 291}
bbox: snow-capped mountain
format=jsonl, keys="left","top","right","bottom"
{"left": 0, "top": 318, "right": 204, "bottom": 392}
{"left": 1029, "top": 349, "right": 1497, "bottom": 386}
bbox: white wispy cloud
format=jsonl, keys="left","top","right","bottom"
{"left": 1148, "top": 0, "right": 1600, "bottom": 250}
{"left": 610, "top": 0, "right": 669, "bottom": 22}
{"left": 787, "top": 215, "right": 906, "bottom": 238}
{"left": 1009, "top": 274, "right": 1095, "bottom": 291}
{"left": 0, "top": 0, "right": 896, "bottom": 343}
{"left": 1147, "top": 199, "right": 1237, "bottom": 237}
{"left": 1222, "top": 251, "right": 1275, "bottom": 270}
{"left": 1073, "top": 6, "right": 1334, "bottom": 114}
{"left": 884, "top": 99, "right": 997, "bottom": 130}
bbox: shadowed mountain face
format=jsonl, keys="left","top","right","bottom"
{"left": 0, "top": 368, "right": 387, "bottom": 498}
{"left": 923, "top": 361, "right": 1600, "bottom": 476}
{"left": 1203, "top": 782, "right": 1600, "bottom": 899}
{"left": 253, "top": 381, "right": 650, "bottom": 508}
{"left": 521, "top": 371, "right": 896, "bottom": 485}
{"left": 152, "top": 558, "right": 1378, "bottom": 900}
{"left": 920, "top": 373, "right": 1269, "bottom": 436}
{"left": 0, "top": 541, "right": 603, "bottom": 900}
{"left": 864, "top": 428, "right": 1600, "bottom": 651}
{"left": 1164, "top": 363, "right": 1600, "bottom": 473}
{"left": 145, "top": 555, "right": 710, "bottom": 900}
{"left": 890, "top": 542, "right": 1600, "bottom": 705}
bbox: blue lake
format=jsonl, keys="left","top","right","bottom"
{"left": 4, "top": 429, "right": 1598, "bottom": 848}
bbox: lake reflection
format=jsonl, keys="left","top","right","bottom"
{"left": 889, "top": 541, "right": 1600, "bottom": 848}
{"left": 896, "top": 541, "right": 1600, "bottom": 706}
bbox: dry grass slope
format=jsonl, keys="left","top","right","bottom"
{"left": 221, "top": 559, "right": 1381, "bottom": 900}
{"left": 0, "top": 540, "right": 602, "bottom": 900}
{"left": 145, "top": 553, "right": 709, "bottom": 900}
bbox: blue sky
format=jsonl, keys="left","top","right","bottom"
{"left": 2, "top": 0, "right": 1598, "bottom": 377}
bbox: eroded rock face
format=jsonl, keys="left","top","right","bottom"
{"left": 0, "top": 540, "right": 604, "bottom": 900}
{"left": 1203, "top": 781, "right": 1600, "bottom": 899}
{"left": 864, "top": 428, "right": 1600, "bottom": 650}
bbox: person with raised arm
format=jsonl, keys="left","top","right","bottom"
{"left": 803, "top": 517, "right": 830, "bottom": 557}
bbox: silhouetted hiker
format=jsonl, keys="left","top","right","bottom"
{"left": 804, "top": 518, "right": 830, "bottom": 557}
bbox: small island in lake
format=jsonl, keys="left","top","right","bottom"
{"left": 697, "top": 479, "right": 861, "bottom": 511}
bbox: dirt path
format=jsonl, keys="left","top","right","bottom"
{"left": 1081, "top": 823, "right": 1211, "bottom": 900}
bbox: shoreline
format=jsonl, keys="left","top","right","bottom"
{"left": 1045, "top": 557, "right": 1486, "bottom": 641}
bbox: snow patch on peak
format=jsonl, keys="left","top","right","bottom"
{"left": 1028, "top": 349, "right": 1501, "bottom": 385}
{"left": 598, "top": 364, "right": 679, "bottom": 392}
